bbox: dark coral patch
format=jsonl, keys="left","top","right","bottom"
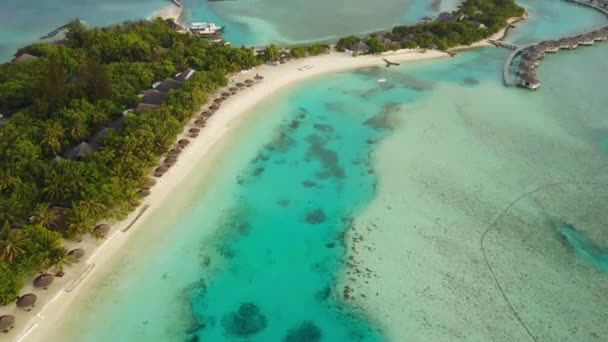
{"left": 221, "top": 303, "right": 268, "bottom": 338}
{"left": 301, "top": 180, "right": 317, "bottom": 188}
{"left": 283, "top": 321, "right": 322, "bottom": 342}
{"left": 305, "top": 209, "right": 327, "bottom": 225}
{"left": 306, "top": 134, "right": 345, "bottom": 179}
{"left": 216, "top": 243, "right": 236, "bottom": 259}
{"left": 313, "top": 123, "right": 334, "bottom": 133}
{"left": 277, "top": 199, "right": 290, "bottom": 207}
{"left": 252, "top": 167, "right": 265, "bottom": 177}
{"left": 315, "top": 287, "right": 331, "bottom": 301}
{"left": 463, "top": 77, "right": 480, "bottom": 85}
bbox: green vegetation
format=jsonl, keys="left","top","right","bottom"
{"left": 336, "top": 0, "right": 524, "bottom": 52}
{"left": 0, "top": 18, "right": 261, "bottom": 304}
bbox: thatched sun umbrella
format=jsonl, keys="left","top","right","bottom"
{"left": 245, "top": 79, "right": 254, "bottom": 84}
{"left": 137, "top": 189, "right": 151, "bottom": 198}
{"left": 33, "top": 274, "right": 54, "bottom": 289}
{"left": 254, "top": 74, "right": 264, "bottom": 80}
{"left": 213, "top": 98, "right": 223, "bottom": 103}
{"left": 94, "top": 224, "right": 110, "bottom": 237}
{"left": 236, "top": 82, "right": 245, "bottom": 88}
{"left": 154, "top": 165, "right": 169, "bottom": 177}
{"left": 201, "top": 111, "right": 211, "bottom": 117}
{"left": 16, "top": 293, "right": 37, "bottom": 309}
{"left": 178, "top": 139, "right": 190, "bottom": 147}
{"left": 67, "top": 248, "right": 85, "bottom": 262}
{"left": 189, "top": 128, "right": 201, "bottom": 134}
{"left": 194, "top": 119, "right": 206, "bottom": 127}
{"left": 164, "top": 156, "right": 178, "bottom": 165}
{"left": 222, "top": 92, "right": 231, "bottom": 97}
{"left": 0, "top": 315, "right": 15, "bottom": 333}
{"left": 209, "top": 104, "right": 219, "bottom": 111}
{"left": 142, "top": 177, "right": 157, "bottom": 189}
{"left": 246, "top": 83, "right": 253, "bottom": 87}
{"left": 169, "top": 148, "right": 182, "bottom": 156}
{"left": 229, "top": 87, "right": 238, "bottom": 93}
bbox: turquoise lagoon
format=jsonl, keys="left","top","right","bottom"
{"left": 181, "top": 0, "right": 457, "bottom": 47}
{"left": 36, "top": 0, "right": 608, "bottom": 341}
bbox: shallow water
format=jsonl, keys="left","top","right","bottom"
{"left": 181, "top": 0, "right": 457, "bottom": 46}
{"left": 40, "top": 0, "right": 608, "bottom": 341}
{"left": 0, "top": 0, "right": 167, "bottom": 61}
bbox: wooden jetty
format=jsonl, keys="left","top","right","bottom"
{"left": 498, "top": 0, "right": 608, "bottom": 90}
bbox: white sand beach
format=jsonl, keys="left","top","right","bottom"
{"left": 3, "top": 49, "right": 450, "bottom": 342}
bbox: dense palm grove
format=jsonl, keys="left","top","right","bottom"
{"left": 337, "top": 0, "right": 524, "bottom": 52}
{"left": 0, "top": 19, "right": 261, "bottom": 304}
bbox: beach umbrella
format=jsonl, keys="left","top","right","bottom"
{"left": 164, "top": 156, "right": 178, "bottom": 165}
{"left": 154, "top": 165, "right": 169, "bottom": 177}
{"left": 189, "top": 128, "right": 200, "bottom": 134}
{"left": 213, "top": 98, "right": 223, "bottom": 103}
{"left": 194, "top": 119, "right": 206, "bottom": 127}
{"left": 67, "top": 248, "right": 85, "bottom": 262}
{"left": 201, "top": 111, "right": 211, "bottom": 117}
{"left": 137, "top": 189, "right": 151, "bottom": 198}
{"left": 229, "top": 87, "right": 238, "bottom": 92}
{"left": 33, "top": 274, "right": 54, "bottom": 289}
{"left": 169, "top": 148, "right": 182, "bottom": 156}
{"left": 245, "top": 79, "right": 254, "bottom": 84}
{"left": 142, "top": 177, "right": 157, "bottom": 189}
{"left": 178, "top": 139, "right": 190, "bottom": 147}
{"left": 236, "top": 82, "right": 245, "bottom": 88}
{"left": 246, "top": 83, "right": 253, "bottom": 87}
{"left": 254, "top": 74, "right": 264, "bottom": 80}
{"left": 209, "top": 105, "right": 219, "bottom": 111}
{"left": 222, "top": 92, "right": 231, "bottom": 97}
{"left": 0, "top": 315, "right": 15, "bottom": 332}
{"left": 16, "top": 294, "right": 37, "bottom": 309}
{"left": 93, "top": 224, "right": 111, "bottom": 237}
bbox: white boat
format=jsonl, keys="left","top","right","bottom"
{"left": 298, "top": 65, "right": 314, "bottom": 71}
{"left": 188, "top": 22, "right": 225, "bottom": 37}
{"left": 377, "top": 78, "right": 386, "bottom": 83}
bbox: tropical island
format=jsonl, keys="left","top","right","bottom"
{"left": 0, "top": 0, "right": 524, "bottom": 337}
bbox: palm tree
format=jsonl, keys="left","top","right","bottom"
{"left": 0, "top": 169, "right": 21, "bottom": 193}
{"left": 0, "top": 230, "right": 30, "bottom": 263}
{"left": 43, "top": 172, "right": 67, "bottom": 201}
{"left": 32, "top": 203, "right": 58, "bottom": 229}
{"left": 78, "top": 199, "right": 106, "bottom": 218}
{"left": 51, "top": 249, "right": 71, "bottom": 277}
{"left": 40, "top": 121, "right": 65, "bottom": 156}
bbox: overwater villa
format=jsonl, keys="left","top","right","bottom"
{"left": 518, "top": 75, "right": 541, "bottom": 90}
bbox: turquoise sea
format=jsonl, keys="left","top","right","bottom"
{"left": 13, "top": 0, "right": 608, "bottom": 341}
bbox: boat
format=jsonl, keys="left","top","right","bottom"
{"left": 188, "top": 22, "right": 225, "bottom": 37}
{"left": 377, "top": 78, "right": 387, "bottom": 83}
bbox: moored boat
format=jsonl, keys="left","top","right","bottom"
{"left": 188, "top": 22, "right": 225, "bottom": 37}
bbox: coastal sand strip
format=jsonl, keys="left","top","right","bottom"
{"left": 18, "top": 50, "right": 454, "bottom": 342}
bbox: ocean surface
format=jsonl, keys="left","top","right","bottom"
{"left": 27, "top": 0, "right": 608, "bottom": 341}
{"left": 0, "top": 0, "right": 167, "bottom": 61}
{"left": 0, "top": 0, "right": 458, "bottom": 61}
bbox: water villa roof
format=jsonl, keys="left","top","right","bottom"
{"left": 33, "top": 274, "right": 54, "bottom": 289}
{"left": 141, "top": 89, "right": 168, "bottom": 105}
{"left": 155, "top": 78, "right": 182, "bottom": 92}
{"left": 16, "top": 293, "right": 37, "bottom": 308}
{"left": 63, "top": 142, "right": 93, "bottom": 160}
{"left": 350, "top": 41, "right": 370, "bottom": 54}
{"left": 175, "top": 68, "right": 196, "bottom": 81}
{"left": 134, "top": 103, "right": 161, "bottom": 114}
{"left": 11, "top": 53, "right": 38, "bottom": 64}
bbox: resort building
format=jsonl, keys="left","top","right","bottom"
{"left": 175, "top": 68, "right": 196, "bottom": 81}
{"left": 11, "top": 53, "right": 38, "bottom": 64}
{"left": 154, "top": 78, "right": 183, "bottom": 92}
{"left": 349, "top": 41, "right": 370, "bottom": 55}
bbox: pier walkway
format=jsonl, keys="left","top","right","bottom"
{"left": 500, "top": 0, "right": 608, "bottom": 89}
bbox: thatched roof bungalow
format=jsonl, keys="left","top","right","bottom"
{"left": 33, "top": 274, "right": 54, "bottom": 289}
{"left": 67, "top": 248, "right": 85, "bottom": 262}
{"left": 175, "top": 68, "right": 196, "bottom": 82}
{"left": 16, "top": 293, "right": 37, "bottom": 309}
{"left": 93, "top": 224, "right": 110, "bottom": 237}
{"left": 0, "top": 315, "right": 15, "bottom": 333}
{"left": 155, "top": 78, "right": 182, "bottom": 92}
{"left": 63, "top": 142, "right": 94, "bottom": 160}
{"left": 350, "top": 41, "right": 370, "bottom": 55}
{"left": 134, "top": 103, "right": 161, "bottom": 114}
{"left": 141, "top": 89, "right": 168, "bottom": 105}
{"left": 11, "top": 53, "right": 38, "bottom": 64}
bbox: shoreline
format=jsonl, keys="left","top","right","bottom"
{"left": 9, "top": 49, "right": 449, "bottom": 342}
